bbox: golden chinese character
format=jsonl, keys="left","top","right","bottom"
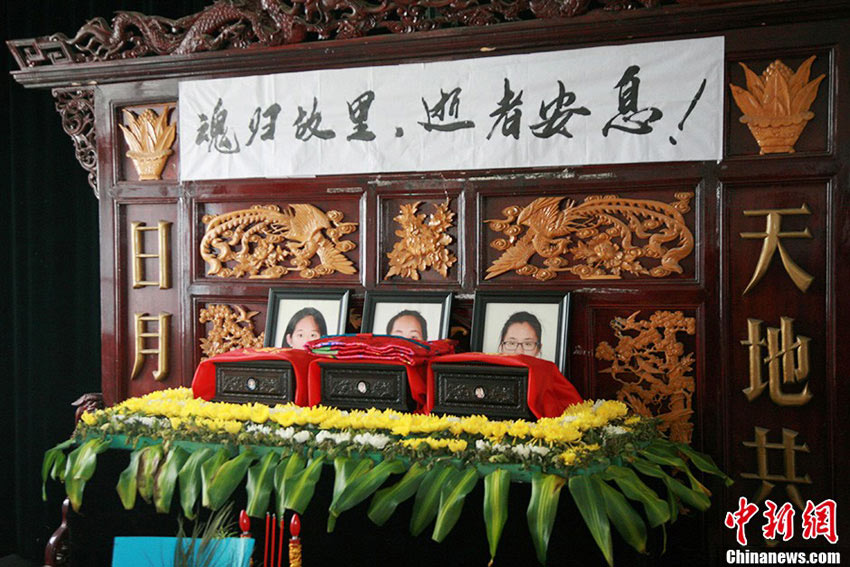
{"left": 741, "top": 427, "right": 811, "bottom": 509}
{"left": 130, "top": 312, "right": 171, "bottom": 381}
{"left": 740, "top": 204, "right": 813, "bottom": 294}
{"left": 131, "top": 221, "right": 172, "bottom": 289}
{"left": 741, "top": 317, "right": 812, "bottom": 406}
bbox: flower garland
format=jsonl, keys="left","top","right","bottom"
{"left": 77, "top": 388, "right": 656, "bottom": 475}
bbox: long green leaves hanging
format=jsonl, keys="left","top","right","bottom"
{"left": 47, "top": 388, "right": 735, "bottom": 567}
{"left": 483, "top": 469, "right": 510, "bottom": 563}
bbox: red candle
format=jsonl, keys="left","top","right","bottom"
{"left": 264, "top": 513, "right": 270, "bottom": 567}
{"left": 277, "top": 516, "right": 285, "bottom": 567}
{"left": 270, "top": 514, "right": 277, "bottom": 567}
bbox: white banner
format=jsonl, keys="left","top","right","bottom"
{"left": 179, "top": 36, "right": 723, "bottom": 180}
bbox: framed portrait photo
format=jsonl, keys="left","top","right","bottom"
{"left": 361, "top": 291, "right": 453, "bottom": 342}
{"left": 264, "top": 288, "right": 351, "bottom": 349}
{"left": 470, "top": 291, "right": 572, "bottom": 374}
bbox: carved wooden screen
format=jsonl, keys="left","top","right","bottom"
{"left": 8, "top": 0, "right": 849, "bottom": 563}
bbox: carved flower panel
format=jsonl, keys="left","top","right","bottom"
{"left": 592, "top": 308, "right": 699, "bottom": 444}
{"left": 725, "top": 50, "right": 831, "bottom": 158}
{"left": 479, "top": 187, "right": 698, "bottom": 284}
{"left": 117, "top": 103, "right": 178, "bottom": 182}
{"left": 197, "top": 198, "right": 360, "bottom": 282}
{"left": 378, "top": 193, "right": 461, "bottom": 286}
{"left": 198, "top": 303, "right": 267, "bottom": 361}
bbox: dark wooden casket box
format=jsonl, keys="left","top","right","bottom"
{"left": 318, "top": 362, "right": 414, "bottom": 412}
{"left": 213, "top": 360, "right": 295, "bottom": 406}
{"left": 431, "top": 363, "right": 535, "bottom": 420}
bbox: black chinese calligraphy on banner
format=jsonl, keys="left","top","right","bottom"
{"left": 179, "top": 37, "right": 723, "bottom": 180}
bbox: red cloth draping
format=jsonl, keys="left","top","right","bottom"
{"left": 304, "top": 334, "right": 456, "bottom": 365}
{"left": 191, "top": 348, "right": 316, "bottom": 406}
{"left": 425, "top": 353, "right": 583, "bottom": 418}
{"left": 306, "top": 357, "right": 429, "bottom": 412}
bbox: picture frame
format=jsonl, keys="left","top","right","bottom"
{"left": 470, "top": 291, "right": 572, "bottom": 374}
{"left": 263, "top": 288, "right": 351, "bottom": 349}
{"left": 361, "top": 291, "right": 453, "bottom": 341}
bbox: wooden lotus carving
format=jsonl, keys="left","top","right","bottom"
{"left": 118, "top": 106, "right": 176, "bottom": 180}
{"left": 729, "top": 56, "right": 825, "bottom": 155}
{"left": 200, "top": 204, "right": 357, "bottom": 279}
{"left": 199, "top": 304, "right": 265, "bottom": 359}
{"left": 485, "top": 193, "right": 693, "bottom": 281}
{"left": 385, "top": 201, "right": 457, "bottom": 280}
{"left": 596, "top": 310, "right": 696, "bottom": 444}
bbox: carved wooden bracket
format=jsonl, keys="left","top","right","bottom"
{"left": 52, "top": 87, "right": 97, "bottom": 198}
{"left": 9, "top": 0, "right": 670, "bottom": 69}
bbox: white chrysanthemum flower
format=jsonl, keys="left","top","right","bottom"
{"left": 353, "top": 433, "right": 392, "bottom": 450}
{"left": 446, "top": 416, "right": 461, "bottom": 423}
{"left": 511, "top": 445, "right": 531, "bottom": 458}
{"left": 604, "top": 425, "right": 628, "bottom": 436}
{"left": 592, "top": 400, "right": 606, "bottom": 411}
{"left": 560, "top": 415, "right": 578, "bottom": 425}
{"left": 293, "top": 430, "right": 312, "bottom": 444}
{"left": 276, "top": 427, "right": 295, "bottom": 440}
{"left": 529, "top": 445, "right": 551, "bottom": 457}
{"left": 475, "top": 440, "right": 489, "bottom": 451}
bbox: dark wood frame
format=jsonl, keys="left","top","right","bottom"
{"left": 360, "top": 290, "right": 453, "bottom": 340}
{"left": 470, "top": 291, "right": 572, "bottom": 375}
{"left": 263, "top": 288, "right": 351, "bottom": 348}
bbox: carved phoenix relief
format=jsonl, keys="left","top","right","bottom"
{"left": 200, "top": 204, "right": 357, "bottom": 279}
{"left": 385, "top": 200, "right": 457, "bottom": 280}
{"left": 199, "top": 304, "right": 265, "bottom": 359}
{"left": 485, "top": 192, "right": 694, "bottom": 281}
{"left": 596, "top": 310, "right": 696, "bottom": 444}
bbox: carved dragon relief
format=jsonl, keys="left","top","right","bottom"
{"left": 10, "top": 0, "right": 672, "bottom": 69}
{"left": 385, "top": 200, "right": 457, "bottom": 281}
{"left": 485, "top": 192, "right": 694, "bottom": 281}
{"left": 595, "top": 310, "right": 696, "bottom": 444}
{"left": 200, "top": 204, "right": 358, "bottom": 279}
{"left": 199, "top": 304, "right": 265, "bottom": 359}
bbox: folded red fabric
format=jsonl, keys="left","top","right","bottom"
{"left": 306, "top": 357, "right": 429, "bottom": 412}
{"left": 426, "top": 353, "right": 583, "bottom": 418}
{"left": 191, "top": 348, "right": 316, "bottom": 405}
{"left": 304, "top": 334, "right": 456, "bottom": 366}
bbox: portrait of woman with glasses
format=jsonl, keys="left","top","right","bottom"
{"left": 497, "top": 312, "right": 542, "bottom": 358}
{"left": 471, "top": 291, "right": 571, "bottom": 374}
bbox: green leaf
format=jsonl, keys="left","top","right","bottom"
{"left": 631, "top": 458, "right": 710, "bottom": 513}
{"left": 328, "top": 458, "right": 405, "bottom": 532}
{"left": 483, "top": 469, "right": 511, "bottom": 561}
{"left": 154, "top": 446, "right": 189, "bottom": 514}
{"left": 675, "top": 443, "right": 734, "bottom": 486}
{"left": 275, "top": 453, "right": 306, "bottom": 517}
{"left": 200, "top": 448, "right": 230, "bottom": 509}
{"left": 569, "top": 474, "right": 613, "bottom": 567}
{"left": 368, "top": 462, "right": 427, "bottom": 526}
{"left": 116, "top": 448, "right": 144, "bottom": 510}
{"left": 177, "top": 448, "right": 214, "bottom": 519}
{"left": 246, "top": 451, "right": 280, "bottom": 518}
{"left": 594, "top": 476, "right": 647, "bottom": 554}
{"left": 600, "top": 465, "right": 669, "bottom": 528}
{"left": 527, "top": 473, "right": 566, "bottom": 565}
{"left": 432, "top": 467, "right": 479, "bottom": 543}
{"left": 137, "top": 444, "right": 165, "bottom": 504}
{"left": 283, "top": 456, "right": 325, "bottom": 515}
{"left": 64, "top": 438, "right": 110, "bottom": 512}
{"left": 41, "top": 440, "right": 74, "bottom": 500}
{"left": 204, "top": 450, "right": 255, "bottom": 511}
{"left": 410, "top": 463, "right": 455, "bottom": 537}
